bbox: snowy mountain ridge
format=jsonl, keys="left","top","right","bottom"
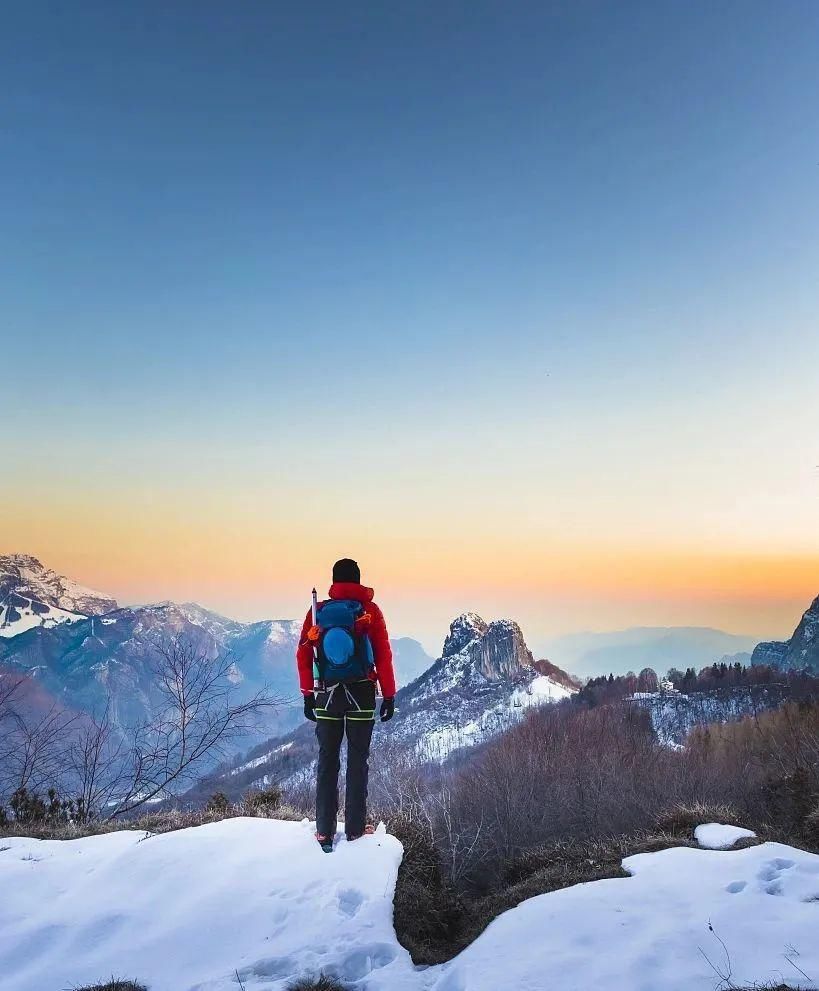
{"left": 0, "top": 553, "right": 117, "bottom": 637}
{"left": 629, "top": 685, "right": 797, "bottom": 746}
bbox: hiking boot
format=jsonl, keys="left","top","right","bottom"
{"left": 346, "top": 824, "right": 375, "bottom": 842}
{"left": 315, "top": 832, "right": 334, "bottom": 853}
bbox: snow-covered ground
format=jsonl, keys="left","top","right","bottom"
{"left": 629, "top": 688, "right": 793, "bottom": 746}
{"left": 1, "top": 818, "right": 818, "bottom": 991}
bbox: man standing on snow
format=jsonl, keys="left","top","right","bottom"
{"left": 296, "top": 558, "right": 396, "bottom": 851}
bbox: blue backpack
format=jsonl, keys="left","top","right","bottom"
{"left": 315, "top": 599, "right": 374, "bottom": 684}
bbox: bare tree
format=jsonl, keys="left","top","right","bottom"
{"left": 6, "top": 704, "right": 76, "bottom": 796}
{"left": 107, "top": 637, "right": 280, "bottom": 818}
{"left": 0, "top": 669, "right": 76, "bottom": 804}
{"left": 68, "top": 701, "right": 130, "bottom": 821}
{"left": 0, "top": 671, "right": 26, "bottom": 801}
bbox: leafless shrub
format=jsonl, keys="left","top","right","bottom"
{"left": 286, "top": 976, "right": 351, "bottom": 991}
{"left": 71, "top": 981, "right": 147, "bottom": 991}
{"left": 0, "top": 689, "right": 76, "bottom": 804}
{"left": 243, "top": 786, "right": 282, "bottom": 815}
{"left": 106, "top": 637, "right": 282, "bottom": 818}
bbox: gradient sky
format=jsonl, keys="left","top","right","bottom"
{"left": 2, "top": 1, "right": 818, "bottom": 655}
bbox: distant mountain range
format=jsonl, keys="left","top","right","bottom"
{"left": 390, "top": 637, "right": 434, "bottom": 684}
{"left": 0, "top": 554, "right": 434, "bottom": 750}
{"left": 4, "top": 553, "right": 816, "bottom": 781}
{"left": 542, "top": 627, "right": 759, "bottom": 679}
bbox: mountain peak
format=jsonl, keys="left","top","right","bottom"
{"left": 440, "top": 612, "right": 533, "bottom": 680}
{"left": 1, "top": 553, "right": 45, "bottom": 572}
{"left": 443, "top": 612, "right": 489, "bottom": 657}
{"left": 0, "top": 553, "right": 118, "bottom": 637}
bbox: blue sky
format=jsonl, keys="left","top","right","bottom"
{"left": 2, "top": 2, "right": 818, "bottom": 649}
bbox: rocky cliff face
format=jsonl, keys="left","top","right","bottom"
{"left": 750, "top": 640, "right": 789, "bottom": 668}
{"left": 441, "top": 613, "right": 533, "bottom": 681}
{"left": 751, "top": 595, "right": 819, "bottom": 674}
{"left": 782, "top": 595, "right": 819, "bottom": 672}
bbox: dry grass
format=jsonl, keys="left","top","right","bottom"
{"left": 72, "top": 981, "right": 147, "bottom": 991}
{"left": 0, "top": 799, "right": 305, "bottom": 842}
{"left": 654, "top": 801, "right": 743, "bottom": 835}
{"left": 285, "top": 976, "right": 350, "bottom": 991}
{"left": 735, "top": 985, "right": 801, "bottom": 990}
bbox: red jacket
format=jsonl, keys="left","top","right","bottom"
{"left": 296, "top": 582, "right": 396, "bottom": 698}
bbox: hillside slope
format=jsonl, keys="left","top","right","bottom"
{"left": 0, "top": 601, "right": 302, "bottom": 741}
{"left": 1, "top": 819, "right": 817, "bottom": 991}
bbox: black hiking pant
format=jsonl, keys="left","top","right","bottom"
{"left": 314, "top": 680, "right": 376, "bottom": 839}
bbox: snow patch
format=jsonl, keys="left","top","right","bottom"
{"left": 695, "top": 822, "right": 757, "bottom": 849}
{"left": 0, "top": 600, "right": 86, "bottom": 637}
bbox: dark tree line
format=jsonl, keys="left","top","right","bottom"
{"left": 575, "top": 663, "right": 819, "bottom": 708}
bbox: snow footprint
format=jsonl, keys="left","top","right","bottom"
{"left": 757, "top": 858, "right": 795, "bottom": 896}
{"left": 238, "top": 952, "right": 312, "bottom": 981}
{"left": 329, "top": 942, "right": 396, "bottom": 981}
{"left": 725, "top": 880, "right": 747, "bottom": 894}
{"left": 337, "top": 888, "right": 364, "bottom": 919}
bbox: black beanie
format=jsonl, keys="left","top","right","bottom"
{"left": 332, "top": 558, "right": 361, "bottom": 583}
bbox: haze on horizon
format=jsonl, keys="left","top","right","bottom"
{"left": 3, "top": 3, "right": 818, "bottom": 653}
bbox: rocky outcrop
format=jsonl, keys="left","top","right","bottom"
{"left": 442, "top": 613, "right": 533, "bottom": 680}
{"left": 442, "top": 612, "right": 488, "bottom": 657}
{"left": 750, "top": 640, "right": 789, "bottom": 668}
{"left": 782, "top": 595, "right": 819, "bottom": 672}
{"left": 472, "top": 619, "right": 534, "bottom": 680}
{"left": 751, "top": 595, "right": 819, "bottom": 674}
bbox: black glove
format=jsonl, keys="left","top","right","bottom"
{"left": 303, "top": 694, "right": 317, "bottom": 722}
{"left": 380, "top": 697, "right": 395, "bottom": 722}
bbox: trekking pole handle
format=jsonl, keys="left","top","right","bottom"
{"left": 311, "top": 587, "right": 320, "bottom": 690}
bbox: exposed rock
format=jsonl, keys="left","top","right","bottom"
{"left": 751, "top": 595, "right": 819, "bottom": 674}
{"left": 782, "top": 595, "right": 819, "bottom": 672}
{"left": 442, "top": 612, "right": 488, "bottom": 657}
{"left": 750, "top": 640, "right": 789, "bottom": 668}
